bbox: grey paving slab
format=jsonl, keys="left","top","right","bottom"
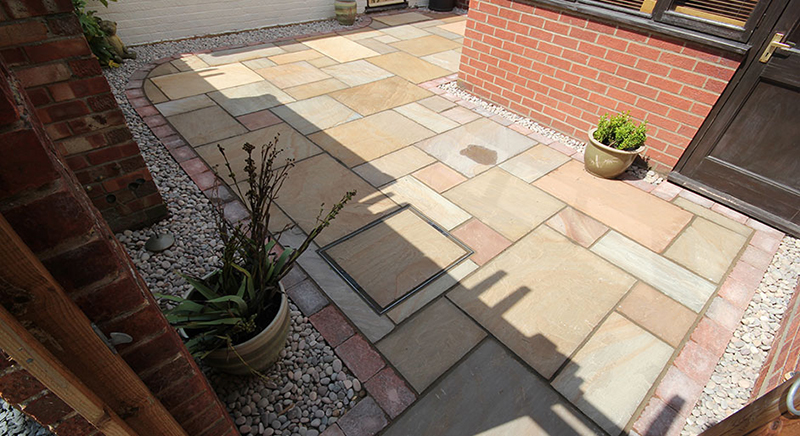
{"left": 382, "top": 339, "right": 604, "bottom": 436}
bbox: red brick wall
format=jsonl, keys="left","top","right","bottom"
{"left": 458, "top": 0, "right": 743, "bottom": 172}
{"left": 0, "top": 57, "right": 235, "bottom": 436}
{"left": 751, "top": 280, "right": 800, "bottom": 400}
{"left": 0, "top": 0, "right": 166, "bottom": 231}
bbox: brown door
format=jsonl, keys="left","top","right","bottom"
{"left": 671, "top": 0, "right": 800, "bottom": 237}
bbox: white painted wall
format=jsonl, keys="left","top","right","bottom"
{"left": 90, "top": 0, "right": 429, "bottom": 46}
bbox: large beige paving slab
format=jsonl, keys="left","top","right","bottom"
{"left": 280, "top": 227, "right": 394, "bottom": 342}
{"left": 591, "top": 231, "right": 717, "bottom": 312}
{"left": 170, "top": 55, "right": 209, "bottom": 72}
{"left": 673, "top": 197, "right": 753, "bottom": 237}
{"left": 381, "top": 176, "right": 471, "bottom": 231}
{"left": 151, "top": 63, "right": 264, "bottom": 100}
{"left": 195, "top": 122, "right": 322, "bottom": 185}
{"left": 378, "top": 299, "right": 485, "bottom": 392}
{"left": 309, "top": 111, "right": 434, "bottom": 168}
{"left": 553, "top": 313, "right": 673, "bottom": 435}
{"left": 417, "top": 95, "right": 456, "bottom": 113}
{"left": 325, "top": 208, "right": 468, "bottom": 310}
{"left": 329, "top": 76, "right": 432, "bottom": 116}
{"left": 665, "top": 217, "right": 748, "bottom": 283}
{"left": 416, "top": 118, "right": 536, "bottom": 177}
{"left": 367, "top": 52, "right": 450, "bottom": 84}
{"left": 420, "top": 49, "right": 462, "bottom": 72}
{"left": 167, "top": 106, "right": 246, "bottom": 147}
{"left": 198, "top": 43, "right": 284, "bottom": 66}
{"left": 386, "top": 260, "right": 477, "bottom": 324}
{"left": 617, "top": 282, "right": 696, "bottom": 347}
{"left": 354, "top": 38, "right": 399, "bottom": 55}
{"left": 275, "top": 153, "right": 398, "bottom": 247}
{"left": 499, "top": 144, "right": 570, "bottom": 183}
{"left": 546, "top": 207, "right": 608, "bottom": 248}
{"left": 444, "top": 167, "right": 564, "bottom": 240}
{"left": 373, "top": 12, "right": 431, "bottom": 26}
{"left": 207, "top": 80, "right": 294, "bottom": 116}
{"left": 379, "top": 24, "right": 432, "bottom": 41}
{"left": 155, "top": 94, "right": 216, "bottom": 117}
{"left": 353, "top": 146, "right": 435, "bottom": 187}
{"left": 448, "top": 226, "right": 636, "bottom": 379}
{"left": 390, "top": 35, "right": 461, "bottom": 57}
{"left": 270, "top": 95, "right": 361, "bottom": 135}
{"left": 393, "top": 103, "right": 458, "bottom": 133}
{"left": 283, "top": 78, "right": 349, "bottom": 100}
{"left": 321, "top": 60, "right": 394, "bottom": 87}
{"left": 254, "top": 61, "right": 331, "bottom": 89}
{"left": 440, "top": 106, "right": 481, "bottom": 124}
{"left": 268, "top": 49, "right": 324, "bottom": 65}
{"left": 241, "top": 58, "right": 277, "bottom": 70}
{"left": 302, "top": 35, "right": 380, "bottom": 63}
{"left": 534, "top": 161, "right": 693, "bottom": 253}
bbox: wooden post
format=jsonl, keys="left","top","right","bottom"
{"left": 0, "top": 215, "right": 188, "bottom": 436}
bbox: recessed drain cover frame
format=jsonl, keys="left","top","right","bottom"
{"left": 317, "top": 205, "right": 473, "bottom": 315}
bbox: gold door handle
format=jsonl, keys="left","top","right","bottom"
{"left": 760, "top": 33, "right": 791, "bottom": 63}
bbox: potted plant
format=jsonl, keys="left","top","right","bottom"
{"left": 334, "top": 0, "right": 357, "bottom": 26}
{"left": 158, "top": 135, "right": 354, "bottom": 375}
{"left": 585, "top": 112, "right": 647, "bottom": 179}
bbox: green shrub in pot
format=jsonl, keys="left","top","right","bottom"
{"left": 584, "top": 112, "right": 648, "bottom": 178}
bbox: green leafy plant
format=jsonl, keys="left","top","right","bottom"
{"left": 73, "top": 0, "right": 118, "bottom": 67}
{"left": 593, "top": 112, "right": 647, "bottom": 151}
{"left": 157, "top": 135, "right": 354, "bottom": 359}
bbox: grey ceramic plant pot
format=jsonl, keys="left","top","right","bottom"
{"left": 584, "top": 128, "right": 645, "bottom": 179}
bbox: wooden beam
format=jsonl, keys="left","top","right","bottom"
{"left": 0, "top": 214, "right": 187, "bottom": 436}
{"left": 0, "top": 304, "right": 137, "bottom": 436}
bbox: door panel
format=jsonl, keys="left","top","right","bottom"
{"left": 672, "top": 0, "right": 800, "bottom": 236}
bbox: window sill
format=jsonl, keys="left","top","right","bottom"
{"left": 510, "top": 0, "right": 751, "bottom": 55}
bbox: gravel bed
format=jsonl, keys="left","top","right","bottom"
{"left": 682, "top": 235, "right": 800, "bottom": 435}
{"left": 438, "top": 81, "right": 665, "bottom": 185}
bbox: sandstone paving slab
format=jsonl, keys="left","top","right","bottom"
{"left": 354, "top": 38, "right": 399, "bottom": 55}
{"left": 195, "top": 122, "right": 321, "bottom": 185}
{"left": 552, "top": 313, "right": 673, "bottom": 435}
{"left": 155, "top": 94, "right": 216, "bottom": 117}
{"left": 143, "top": 79, "right": 168, "bottom": 103}
{"left": 412, "top": 162, "right": 466, "bottom": 193}
{"left": 270, "top": 95, "right": 361, "bottom": 135}
{"left": 380, "top": 175, "right": 471, "bottom": 231}
{"left": 379, "top": 24, "right": 432, "bottom": 41}
{"left": 617, "top": 282, "right": 696, "bottom": 347}
{"left": 534, "top": 161, "right": 693, "bottom": 253}
{"left": 267, "top": 49, "right": 324, "bottom": 65}
{"left": 148, "top": 62, "right": 180, "bottom": 78}
{"left": 672, "top": 197, "right": 752, "bottom": 237}
{"left": 167, "top": 106, "right": 246, "bottom": 147}
{"left": 393, "top": 102, "right": 459, "bottom": 133}
{"left": 440, "top": 105, "right": 482, "bottom": 124}
{"left": 444, "top": 167, "right": 564, "bottom": 240}
{"left": 448, "top": 226, "right": 636, "bottom": 378}
{"left": 499, "top": 144, "right": 570, "bottom": 183}
{"left": 366, "top": 52, "right": 450, "bottom": 84}
{"left": 424, "top": 26, "right": 463, "bottom": 40}
{"left": 665, "top": 217, "right": 748, "bottom": 284}
{"left": 254, "top": 61, "right": 331, "bottom": 89}
{"left": 323, "top": 208, "right": 468, "bottom": 310}
{"left": 329, "top": 76, "right": 433, "bottom": 116}
{"left": 417, "top": 95, "right": 456, "bottom": 113}
{"left": 340, "top": 29, "right": 385, "bottom": 41}
{"left": 386, "top": 260, "right": 477, "bottom": 324}
{"left": 207, "top": 80, "right": 294, "bottom": 116}
{"left": 352, "top": 146, "right": 435, "bottom": 187}
{"left": 276, "top": 153, "right": 398, "bottom": 247}
{"left": 416, "top": 118, "right": 536, "bottom": 178}
{"left": 236, "top": 109, "right": 283, "bottom": 131}
{"left": 283, "top": 77, "right": 349, "bottom": 100}
{"left": 198, "top": 43, "right": 284, "bottom": 66}
{"left": 151, "top": 63, "right": 264, "bottom": 100}
{"left": 170, "top": 55, "right": 209, "bottom": 72}
{"left": 382, "top": 339, "right": 604, "bottom": 436}
{"left": 546, "top": 207, "right": 609, "bottom": 248}
{"left": 241, "top": 58, "right": 277, "bottom": 70}
{"left": 373, "top": 11, "right": 432, "bottom": 26}
{"left": 309, "top": 111, "right": 434, "bottom": 168}
{"left": 438, "top": 21, "right": 466, "bottom": 36}
{"left": 308, "top": 56, "right": 338, "bottom": 68}
{"left": 390, "top": 35, "right": 461, "bottom": 57}
{"left": 591, "top": 231, "right": 717, "bottom": 312}
{"left": 420, "top": 49, "right": 462, "bottom": 72}
{"left": 302, "top": 35, "right": 380, "bottom": 63}
{"left": 321, "top": 60, "right": 394, "bottom": 87}
{"left": 375, "top": 34, "right": 401, "bottom": 44}
{"left": 377, "top": 299, "right": 485, "bottom": 392}
{"left": 451, "top": 219, "right": 512, "bottom": 266}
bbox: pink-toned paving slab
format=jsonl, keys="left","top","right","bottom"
{"left": 451, "top": 219, "right": 511, "bottom": 266}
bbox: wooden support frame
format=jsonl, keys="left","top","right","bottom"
{"left": 0, "top": 214, "right": 187, "bottom": 436}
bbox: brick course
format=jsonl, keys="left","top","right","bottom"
{"left": 458, "top": 0, "right": 742, "bottom": 172}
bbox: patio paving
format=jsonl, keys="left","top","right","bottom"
{"left": 135, "top": 11, "right": 784, "bottom": 436}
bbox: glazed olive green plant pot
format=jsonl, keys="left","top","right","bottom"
{"left": 203, "top": 283, "right": 290, "bottom": 375}
{"left": 335, "top": 0, "right": 357, "bottom": 25}
{"left": 584, "top": 128, "right": 645, "bottom": 179}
